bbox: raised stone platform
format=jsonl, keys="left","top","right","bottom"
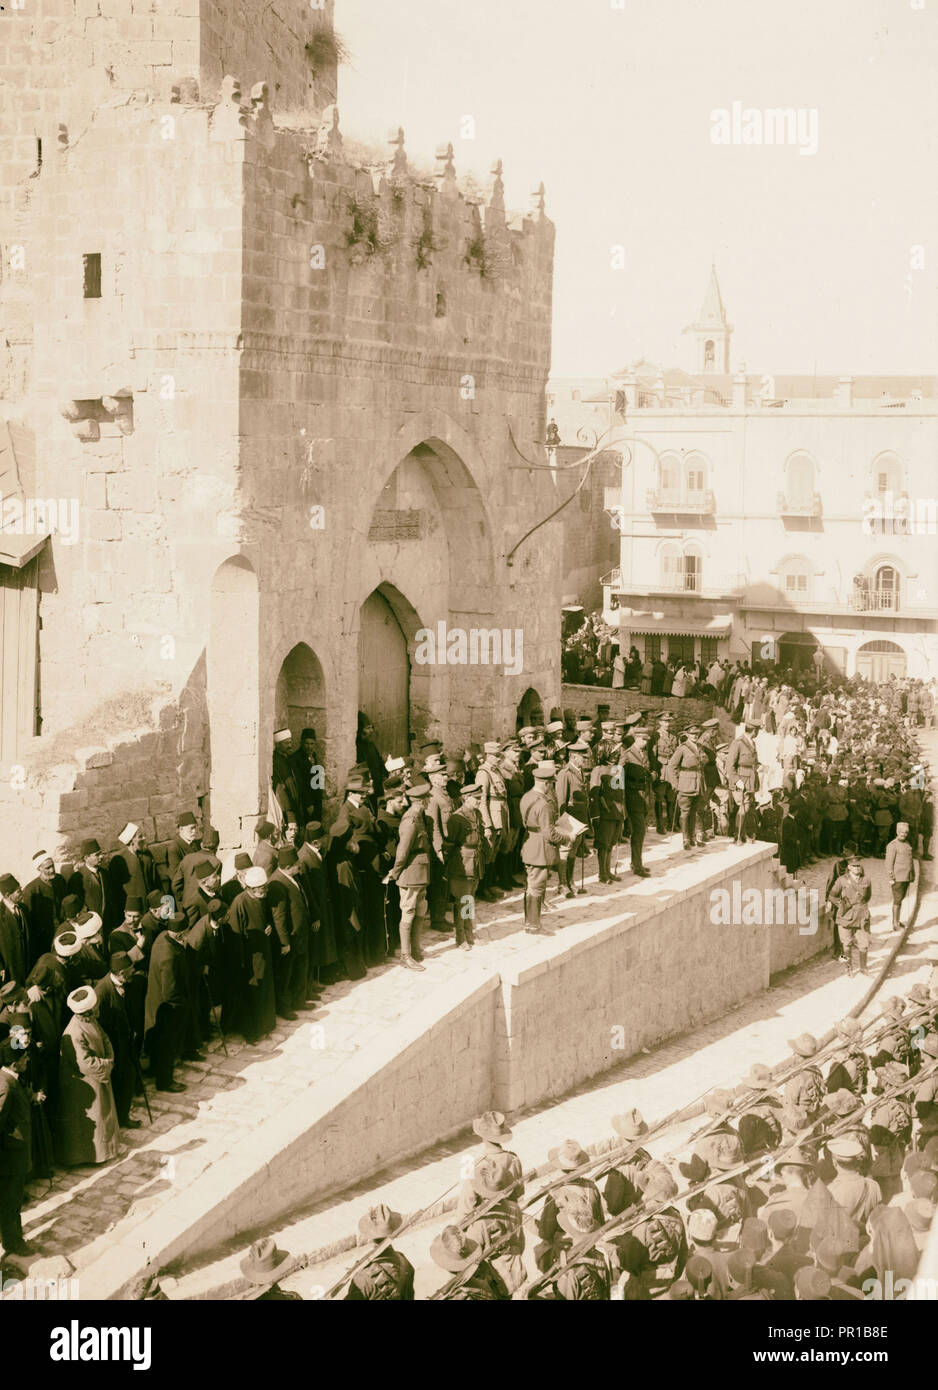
{"left": 21, "top": 830, "right": 826, "bottom": 1298}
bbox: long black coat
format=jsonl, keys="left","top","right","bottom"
{"left": 67, "top": 864, "right": 110, "bottom": 922}
{"left": 228, "top": 890, "right": 277, "bottom": 1042}
{"left": 298, "top": 844, "right": 339, "bottom": 969}
{"left": 20, "top": 876, "right": 66, "bottom": 970}
{"left": 0, "top": 901, "right": 30, "bottom": 988}
{"left": 108, "top": 847, "right": 160, "bottom": 934}
{"left": 144, "top": 932, "right": 190, "bottom": 1039}
{"left": 94, "top": 974, "right": 137, "bottom": 1122}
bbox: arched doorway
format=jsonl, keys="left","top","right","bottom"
{"left": 208, "top": 556, "right": 260, "bottom": 847}
{"left": 856, "top": 640, "right": 907, "bottom": 683}
{"left": 275, "top": 643, "right": 326, "bottom": 745}
{"left": 777, "top": 630, "right": 818, "bottom": 671}
{"left": 516, "top": 687, "right": 543, "bottom": 729}
{"left": 358, "top": 588, "right": 411, "bottom": 757}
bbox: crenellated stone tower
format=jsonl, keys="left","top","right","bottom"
{"left": 0, "top": 1, "right": 558, "bottom": 867}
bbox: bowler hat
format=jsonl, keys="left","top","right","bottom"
{"left": 80, "top": 838, "right": 101, "bottom": 856}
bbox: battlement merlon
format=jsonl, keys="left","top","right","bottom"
{"left": 7, "top": 90, "right": 554, "bottom": 409}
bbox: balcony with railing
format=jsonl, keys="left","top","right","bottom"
{"left": 646, "top": 487, "right": 716, "bottom": 516}
{"left": 776, "top": 490, "right": 822, "bottom": 519}
{"left": 848, "top": 587, "right": 900, "bottom": 614}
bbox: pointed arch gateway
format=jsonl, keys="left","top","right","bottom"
{"left": 354, "top": 426, "right": 499, "bottom": 756}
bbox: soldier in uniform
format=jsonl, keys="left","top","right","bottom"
{"left": 500, "top": 744, "right": 527, "bottom": 889}
{"left": 555, "top": 741, "right": 592, "bottom": 897}
{"left": 443, "top": 782, "right": 487, "bottom": 950}
{"left": 477, "top": 741, "right": 510, "bottom": 902}
{"left": 827, "top": 855, "right": 872, "bottom": 977}
{"left": 464, "top": 1153, "right": 527, "bottom": 1293}
{"left": 589, "top": 761, "right": 624, "bottom": 883}
{"left": 431, "top": 1226, "right": 510, "bottom": 1300}
{"left": 536, "top": 1139, "right": 603, "bottom": 1258}
{"left": 344, "top": 1205, "right": 415, "bottom": 1300}
{"left": 520, "top": 761, "right": 568, "bottom": 932}
{"left": 384, "top": 779, "right": 433, "bottom": 973}
{"left": 620, "top": 726, "right": 652, "bottom": 876}
{"left": 667, "top": 727, "right": 708, "bottom": 851}
{"left": 533, "top": 1196, "right": 615, "bottom": 1300}
{"left": 725, "top": 722, "right": 759, "bottom": 843}
{"left": 425, "top": 754, "right": 456, "bottom": 933}
{"left": 652, "top": 713, "right": 677, "bottom": 835}
{"left": 239, "top": 1239, "right": 302, "bottom": 1301}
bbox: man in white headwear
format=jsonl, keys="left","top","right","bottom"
{"left": 19, "top": 852, "right": 66, "bottom": 972}
{"left": 56, "top": 984, "right": 121, "bottom": 1166}
{"left": 107, "top": 823, "right": 159, "bottom": 936}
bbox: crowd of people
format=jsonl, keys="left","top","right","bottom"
{"left": 0, "top": 669, "right": 932, "bottom": 1273}
{"left": 242, "top": 970, "right": 938, "bottom": 1300}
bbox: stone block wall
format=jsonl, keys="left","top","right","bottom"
{"left": 560, "top": 683, "right": 715, "bottom": 724}
{"left": 493, "top": 844, "right": 778, "bottom": 1112}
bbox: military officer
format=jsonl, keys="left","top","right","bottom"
{"left": 425, "top": 754, "right": 456, "bottom": 932}
{"left": 520, "top": 761, "right": 567, "bottom": 933}
{"left": 383, "top": 779, "right": 433, "bottom": 973}
{"left": 589, "top": 761, "right": 624, "bottom": 883}
{"left": 477, "top": 741, "right": 510, "bottom": 902}
{"left": 555, "top": 740, "right": 592, "bottom": 897}
{"left": 620, "top": 726, "right": 652, "bottom": 876}
{"left": 652, "top": 713, "right": 677, "bottom": 835}
{"left": 667, "top": 727, "right": 708, "bottom": 851}
{"left": 443, "top": 782, "right": 487, "bottom": 949}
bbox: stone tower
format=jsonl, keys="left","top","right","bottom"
{"left": 683, "top": 261, "right": 733, "bottom": 374}
{"left": 0, "top": 0, "right": 559, "bottom": 868}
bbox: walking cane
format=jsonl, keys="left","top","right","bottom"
{"left": 130, "top": 1048, "right": 154, "bottom": 1125}
{"left": 204, "top": 972, "right": 229, "bottom": 1059}
{"left": 36, "top": 1099, "right": 55, "bottom": 1191}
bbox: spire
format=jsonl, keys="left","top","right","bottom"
{"left": 697, "top": 260, "right": 726, "bottom": 327}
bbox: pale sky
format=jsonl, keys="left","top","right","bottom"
{"left": 338, "top": 0, "right": 938, "bottom": 378}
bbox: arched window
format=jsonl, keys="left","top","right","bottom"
{"left": 777, "top": 554, "right": 813, "bottom": 601}
{"left": 872, "top": 452, "right": 903, "bottom": 497}
{"left": 658, "top": 452, "right": 681, "bottom": 503}
{"left": 683, "top": 542, "right": 703, "bottom": 592}
{"left": 684, "top": 452, "right": 707, "bottom": 498}
{"left": 785, "top": 452, "right": 815, "bottom": 506}
{"left": 874, "top": 564, "right": 900, "bottom": 611}
{"left": 661, "top": 542, "right": 702, "bottom": 592}
{"left": 704, "top": 340, "right": 715, "bottom": 368}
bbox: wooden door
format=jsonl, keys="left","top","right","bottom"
{"left": 358, "top": 590, "right": 410, "bottom": 758}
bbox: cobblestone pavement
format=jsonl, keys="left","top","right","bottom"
{"left": 19, "top": 730, "right": 938, "bottom": 1294}
{"left": 166, "top": 732, "right": 938, "bottom": 1300}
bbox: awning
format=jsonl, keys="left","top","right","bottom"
{"left": 0, "top": 531, "right": 47, "bottom": 569}
{"left": 627, "top": 615, "right": 733, "bottom": 639}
